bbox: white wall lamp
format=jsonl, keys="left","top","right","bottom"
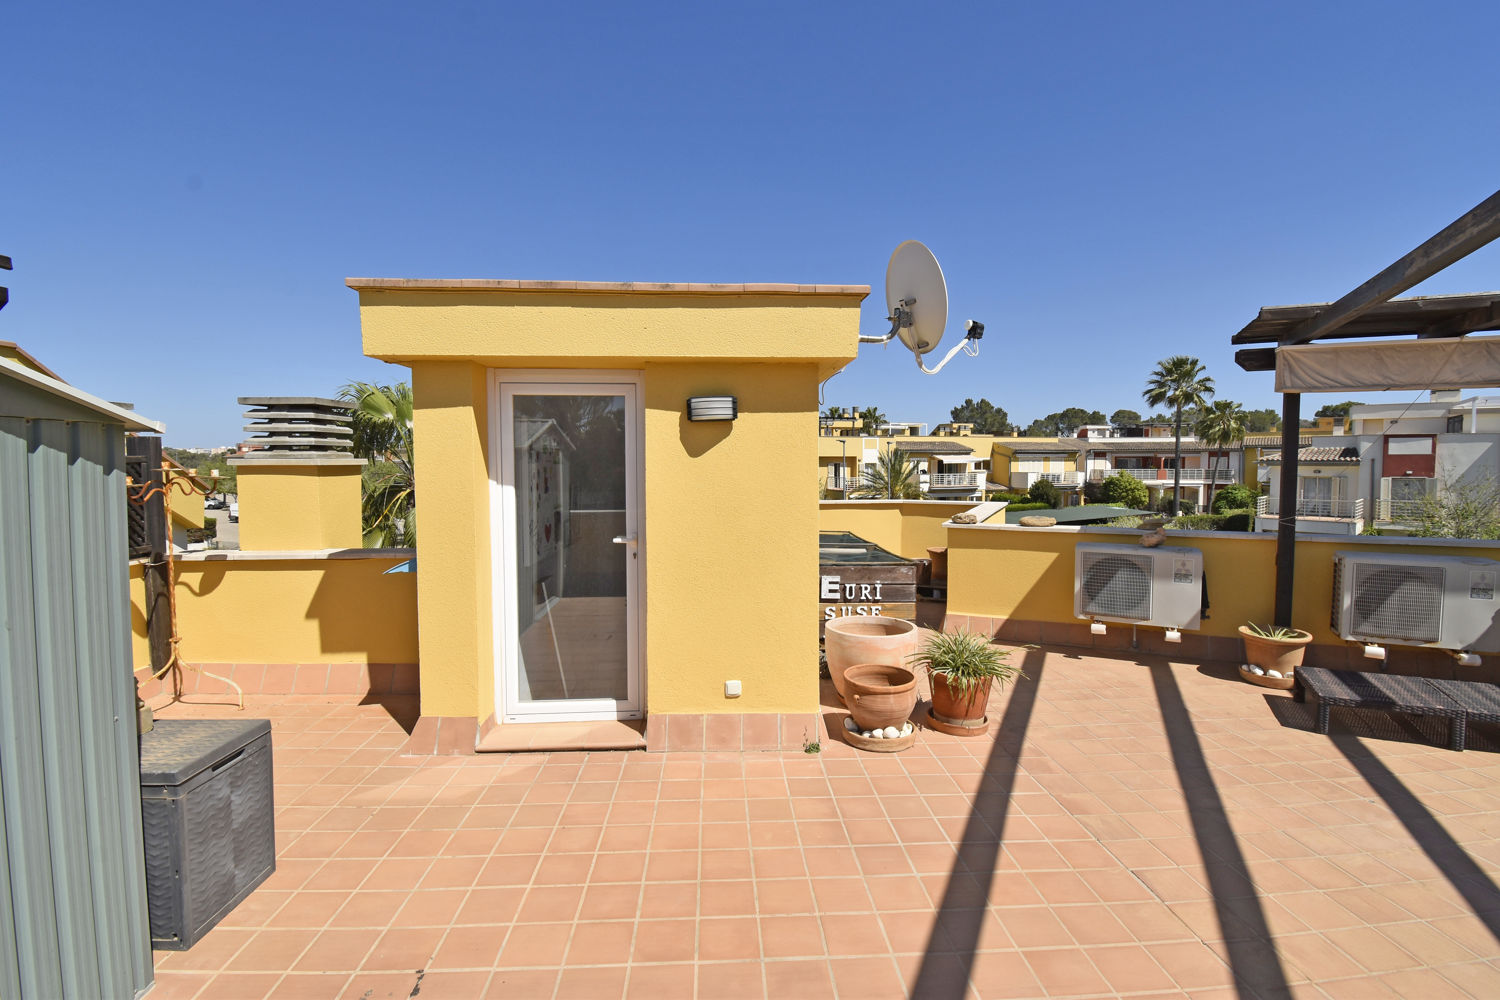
{"left": 1090, "top": 621, "right": 1107, "bottom": 636}
{"left": 687, "top": 396, "right": 738, "bottom": 422}
{"left": 1164, "top": 629, "right": 1182, "bottom": 644}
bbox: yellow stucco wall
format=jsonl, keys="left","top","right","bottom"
{"left": 357, "top": 283, "right": 864, "bottom": 719}
{"left": 232, "top": 461, "right": 365, "bottom": 551}
{"left": 357, "top": 288, "right": 861, "bottom": 380}
{"left": 946, "top": 526, "right": 1500, "bottom": 649}
{"left": 818, "top": 501, "right": 976, "bottom": 560}
{"left": 644, "top": 363, "right": 821, "bottom": 713}
{"left": 409, "top": 362, "right": 494, "bottom": 720}
{"left": 128, "top": 554, "right": 417, "bottom": 669}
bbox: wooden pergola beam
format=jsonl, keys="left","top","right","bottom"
{"left": 1417, "top": 302, "right": 1500, "bottom": 339}
{"left": 1280, "top": 189, "right": 1500, "bottom": 347}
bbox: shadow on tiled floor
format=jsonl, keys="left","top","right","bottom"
{"left": 146, "top": 646, "right": 1500, "bottom": 999}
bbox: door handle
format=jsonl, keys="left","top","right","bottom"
{"left": 612, "top": 534, "right": 638, "bottom": 549}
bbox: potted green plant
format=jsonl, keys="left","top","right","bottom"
{"left": 910, "top": 630, "right": 1023, "bottom": 736}
{"left": 1238, "top": 622, "right": 1312, "bottom": 683}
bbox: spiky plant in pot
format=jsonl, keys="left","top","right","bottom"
{"left": 910, "top": 631, "right": 1023, "bottom": 732}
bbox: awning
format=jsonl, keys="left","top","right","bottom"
{"left": 1275, "top": 335, "right": 1500, "bottom": 393}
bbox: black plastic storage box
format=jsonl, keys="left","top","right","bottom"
{"left": 139, "top": 719, "right": 276, "bottom": 950}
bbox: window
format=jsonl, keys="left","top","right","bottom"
{"left": 1380, "top": 476, "right": 1436, "bottom": 521}
{"left": 1447, "top": 415, "right": 1464, "bottom": 433}
{"left": 1297, "top": 476, "right": 1337, "bottom": 516}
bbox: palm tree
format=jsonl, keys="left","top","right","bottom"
{"left": 341, "top": 381, "right": 415, "bottom": 546}
{"left": 1195, "top": 398, "right": 1246, "bottom": 510}
{"left": 853, "top": 446, "right": 922, "bottom": 499}
{"left": 859, "top": 406, "right": 887, "bottom": 435}
{"left": 1195, "top": 399, "right": 1246, "bottom": 447}
{"left": 1143, "top": 356, "right": 1214, "bottom": 515}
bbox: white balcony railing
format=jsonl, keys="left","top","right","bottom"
{"left": 1256, "top": 496, "right": 1365, "bottom": 520}
{"left": 926, "top": 472, "right": 982, "bottom": 489}
{"left": 1375, "top": 498, "right": 1427, "bottom": 522}
{"left": 825, "top": 477, "right": 848, "bottom": 492}
{"left": 1091, "top": 468, "right": 1238, "bottom": 484}
{"left": 1009, "top": 471, "right": 1083, "bottom": 490}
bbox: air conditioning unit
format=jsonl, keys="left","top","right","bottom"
{"left": 1331, "top": 551, "right": 1500, "bottom": 651}
{"left": 1075, "top": 542, "right": 1203, "bottom": 629}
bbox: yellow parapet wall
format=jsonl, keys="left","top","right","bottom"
{"left": 128, "top": 551, "right": 417, "bottom": 670}
{"left": 819, "top": 500, "right": 977, "bottom": 560}
{"left": 945, "top": 523, "right": 1500, "bottom": 651}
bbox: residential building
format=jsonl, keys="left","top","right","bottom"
{"left": 820, "top": 434, "right": 991, "bottom": 500}
{"left": 1256, "top": 390, "right": 1500, "bottom": 534}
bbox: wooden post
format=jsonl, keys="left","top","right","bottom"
{"left": 127, "top": 436, "right": 173, "bottom": 691}
{"left": 1274, "top": 393, "right": 1301, "bottom": 627}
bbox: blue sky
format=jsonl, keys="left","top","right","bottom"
{"left": 8, "top": 2, "right": 1500, "bottom": 446}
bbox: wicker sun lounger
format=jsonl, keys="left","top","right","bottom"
{"left": 1294, "top": 666, "right": 1467, "bottom": 751}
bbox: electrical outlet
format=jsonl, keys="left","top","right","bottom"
{"left": 724, "top": 680, "right": 742, "bottom": 698}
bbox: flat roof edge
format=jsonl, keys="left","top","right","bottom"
{"left": 0, "top": 357, "right": 164, "bottom": 432}
{"left": 345, "top": 278, "right": 870, "bottom": 298}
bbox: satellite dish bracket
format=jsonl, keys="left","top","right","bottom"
{"left": 915, "top": 320, "right": 983, "bottom": 375}
{"left": 858, "top": 297, "right": 916, "bottom": 345}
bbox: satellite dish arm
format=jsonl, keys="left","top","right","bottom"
{"left": 915, "top": 320, "right": 984, "bottom": 375}
{"left": 858, "top": 299, "right": 914, "bottom": 344}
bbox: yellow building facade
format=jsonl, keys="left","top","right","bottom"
{"left": 350, "top": 278, "right": 865, "bottom": 751}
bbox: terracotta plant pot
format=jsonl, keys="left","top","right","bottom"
{"left": 930, "top": 673, "right": 993, "bottom": 728}
{"left": 824, "top": 616, "right": 919, "bottom": 702}
{"left": 1238, "top": 625, "right": 1312, "bottom": 674}
{"left": 926, "top": 546, "right": 949, "bottom": 584}
{"left": 843, "top": 664, "right": 918, "bottom": 733}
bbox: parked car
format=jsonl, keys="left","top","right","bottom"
{"left": 228, "top": 501, "right": 239, "bottom": 523}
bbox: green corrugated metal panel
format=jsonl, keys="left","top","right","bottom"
{"left": 0, "top": 406, "right": 153, "bottom": 999}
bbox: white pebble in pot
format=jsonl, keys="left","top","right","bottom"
{"left": 1266, "top": 669, "right": 1283, "bottom": 679}
{"left": 868, "top": 728, "right": 885, "bottom": 739}
{"left": 1249, "top": 666, "right": 1265, "bottom": 675}
{"left": 881, "top": 726, "right": 900, "bottom": 739}
{"left": 843, "top": 717, "right": 858, "bottom": 732}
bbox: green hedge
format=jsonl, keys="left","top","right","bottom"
{"left": 1165, "top": 509, "right": 1253, "bottom": 532}
{"left": 1004, "top": 502, "right": 1053, "bottom": 514}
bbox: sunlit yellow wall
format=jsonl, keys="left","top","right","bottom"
{"left": 409, "top": 362, "right": 494, "bottom": 720}
{"left": 819, "top": 501, "right": 976, "bottom": 560}
{"left": 233, "top": 461, "right": 364, "bottom": 551}
{"left": 170, "top": 479, "right": 205, "bottom": 531}
{"left": 990, "top": 446, "right": 1014, "bottom": 487}
{"left": 947, "top": 526, "right": 1500, "bottom": 649}
{"left": 357, "top": 283, "right": 864, "bottom": 719}
{"left": 644, "top": 363, "right": 821, "bottom": 713}
{"left": 357, "top": 287, "right": 861, "bottom": 380}
{"left": 128, "top": 555, "right": 417, "bottom": 669}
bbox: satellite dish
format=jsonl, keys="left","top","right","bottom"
{"left": 886, "top": 240, "right": 948, "bottom": 357}
{"left": 860, "top": 240, "right": 985, "bottom": 376}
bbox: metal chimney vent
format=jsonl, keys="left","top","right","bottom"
{"left": 236, "top": 396, "right": 354, "bottom": 459}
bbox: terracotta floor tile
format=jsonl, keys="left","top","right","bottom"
{"left": 271, "top": 972, "right": 355, "bottom": 999}
{"left": 496, "top": 923, "right": 570, "bottom": 968}
{"left": 392, "top": 887, "right": 468, "bottom": 927}
{"left": 1089, "top": 943, "right": 1178, "bottom": 994}
{"left": 820, "top": 912, "right": 889, "bottom": 957}
{"left": 698, "top": 916, "right": 761, "bottom": 961}
{"left": 485, "top": 967, "right": 560, "bottom": 998}
{"left": 555, "top": 964, "right": 627, "bottom": 1000}
{"left": 828, "top": 955, "right": 906, "bottom": 995}
{"left": 639, "top": 880, "right": 698, "bottom": 918}
{"left": 425, "top": 924, "right": 505, "bottom": 971}
{"left": 363, "top": 925, "right": 445, "bottom": 971}
{"left": 757, "top": 878, "right": 816, "bottom": 915}
{"left": 292, "top": 929, "right": 379, "bottom": 973}
{"left": 764, "top": 959, "right": 837, "bottom": 999}
{"left": 760, "top": 914, "right": 826, "bottom": 959}
{"left": 564, "top": 919, "right": 636, "bottom": 965}
{"left": 695, "top": 960, "right": 766, "bottom": 1000}
{"left": 623, "top": 963, "right": 694, "bottom": 999}
{"left": 198, "top": 972, "right": 284, "bottom": 999}
{"left": 518, "top": 884, "right": 584, "bottom": 924}
{"left": 631, "top": 917, "right": 698, "bottom": 963}
{"left": 700, "top": 878, "right": 757, "bottom": 917}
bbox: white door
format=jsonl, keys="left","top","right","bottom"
{"left": 495, "top": 375, "right": 642, "bottom": 722}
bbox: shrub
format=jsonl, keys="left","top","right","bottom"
{"left": 1219, "top": 510, "right": 1253, "bottom": 532}
{"left": 1211, "top": 484, "right": 1257, "bottom": 514}
{"left": 1106, "top": 515, "right": 1143, "bottom": 528}
{"left": 1098, "top": 472, "right": 1149, "bottom": 509}
{"left": 1167, "top": 513, "right": 1224, "bottom": 531}
{"left": 1027, "top": 478, "right": 1061, "bottom": 507}
{"left": 987, "top": 491, "right": 1029, "bottom": 503}
{"left": 1082, "top": 480, "right": 1106, "bottom": 504}
{"left": 1004, "top": 502, "right": 1052, "bottom": 514}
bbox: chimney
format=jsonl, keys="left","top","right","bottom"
{"left": 1429, "top": 389, "right": 1462, "bottom": 403}
{"left": 228, "top": 396, "right": 366, "bottom": 550}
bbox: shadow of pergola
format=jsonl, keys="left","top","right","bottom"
{"left": 911, "top": 651, "right": 1296, "bottom": 999}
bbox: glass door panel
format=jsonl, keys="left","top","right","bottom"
{"left": 499, "top": 383, "right": 639, "bottom": 720}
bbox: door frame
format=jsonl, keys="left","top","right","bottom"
{"left": 488, "top": 369, "right": 646, "bottom": 723}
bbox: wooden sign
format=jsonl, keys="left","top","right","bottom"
{"left": 818, "top": 563, "right": 917, "bottom": 633}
